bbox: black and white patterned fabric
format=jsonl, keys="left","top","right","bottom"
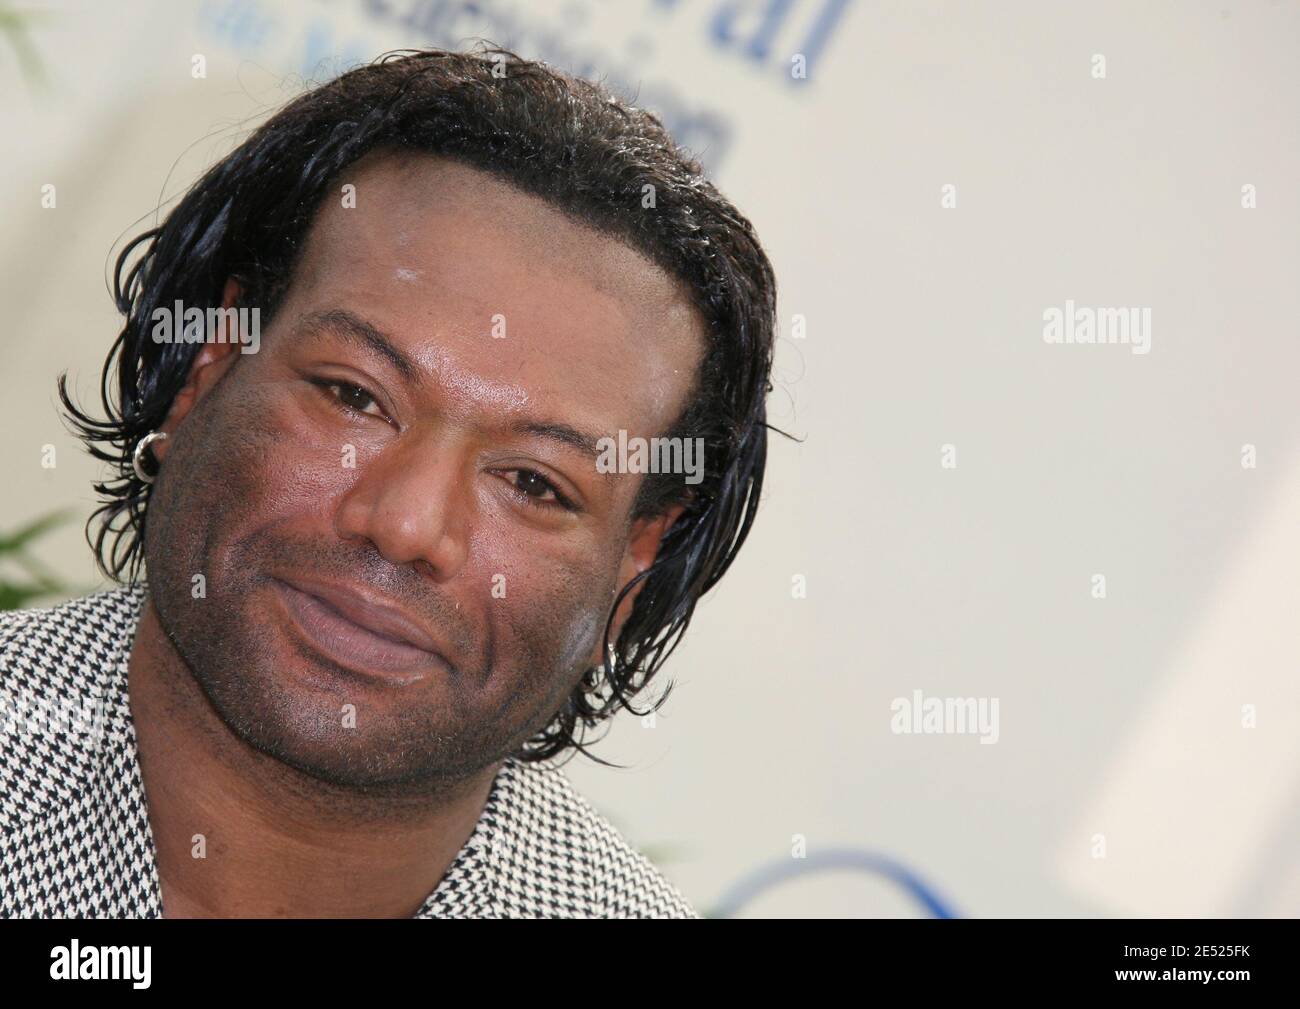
{"left": 0, "top": 586, "right": 697, "bottom": 918}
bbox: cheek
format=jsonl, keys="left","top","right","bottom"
{"left": 215, "top": 378, "right": 362, "bottom": 525}
{"left": 475, "top": 529, "right": 621, "bottom": 685}
{"left": 549, "top": 600, "right": 608, "bottom": 674}
{"left": 149, "top": 371, "right": 360, "bottom": 586}
{"left": 488, "top": 569, "right": 611, "bottom": 730}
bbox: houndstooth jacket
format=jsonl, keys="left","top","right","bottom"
{"left": 0, "top": 586, "right": 697, "bottom": 918}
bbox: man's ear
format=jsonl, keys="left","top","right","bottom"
{"left": 586, "top": 501, "right": 690, "bottom": 669}
{"left": 151, "top": 277, "right": 246, "bottom": 465}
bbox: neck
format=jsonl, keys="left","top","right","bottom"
{"left": 127, "top": 596, "right": 500, "bottom": 918}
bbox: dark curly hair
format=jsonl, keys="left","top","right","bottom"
{"left": 59, "top": 44, "right": 779, "bottom": 767}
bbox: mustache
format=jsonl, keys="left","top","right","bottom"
{"left": 243, "top": 534, "right": 477, "bottom": 662}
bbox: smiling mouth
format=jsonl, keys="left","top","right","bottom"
{"left": 271, "top": 578, "right": 443, "bottom": 684}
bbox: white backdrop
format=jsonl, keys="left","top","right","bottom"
{"left": 2, "top": 0, "right": 1297, "bottom": 917}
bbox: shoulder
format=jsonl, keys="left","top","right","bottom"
{"left": 0, "top": 587, "right": 144, "bottom": 829}
{"left": 493, "top": 757, "right": 700, "bottom": 919}
{"left": 0, "top": 586, "right": 143, "bottom": 703}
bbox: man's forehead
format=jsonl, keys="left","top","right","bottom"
{"left": 302, "top": 152, "right": 699, "bottom": 324}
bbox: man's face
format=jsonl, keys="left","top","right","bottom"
{"left": 144, "top": 153, "right": 703, "bottom": 791}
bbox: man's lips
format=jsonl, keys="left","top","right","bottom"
{"left": 270, "top": 575, "right": 451, "bottom": 681}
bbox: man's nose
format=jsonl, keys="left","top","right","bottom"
{"left": 332, "top": 433, "right": 472, "bottom": 579}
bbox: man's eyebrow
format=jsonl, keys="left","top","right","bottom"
{"left": 297, "top": 309, "right": 420, "bottom": 384}
{"left": 509, "top": 420, "right": 606, "bottom": 461}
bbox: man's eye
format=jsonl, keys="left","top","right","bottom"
{"left": 503, "top": 469, "right": 575, "bottom": 511}
{"left": 312, "top": 379, "right": 386, "bottom": 420}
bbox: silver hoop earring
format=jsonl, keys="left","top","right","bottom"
{"left": 132, "top": 431, "right": 168, "bottom": 484}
